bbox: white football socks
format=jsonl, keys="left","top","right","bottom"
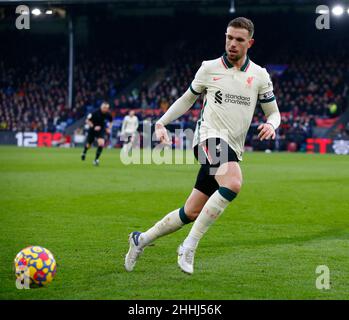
{"left": 182, "top": 187, "right": 236, "bottom": 249}
{"left": 139, "top": 208, "right": 188, "bottom": 247}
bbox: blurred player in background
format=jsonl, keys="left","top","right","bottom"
{"left": 121, "top": 110, "right": 139, "bottom": 153}
{"left": 81, "top": 101, "right": 113, "bottom": 166}
{"left": 125, "top": 17, "right": 281, "bottom": 274}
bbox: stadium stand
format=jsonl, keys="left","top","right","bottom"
{"left": 1, "top": 13, "right": 348, "bottom": 152}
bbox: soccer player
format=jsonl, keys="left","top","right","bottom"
{"left": 81, "top": 101, "right": 113, "bottom": 166}
{"left": 120, "top": 110, "right": 139, "bottom": 153}
{"left": 125, "top": 17, "right": 281, "bottom": 274}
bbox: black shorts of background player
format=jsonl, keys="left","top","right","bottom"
{"left": 81, "top": 101, "right": 113, "bottom": 166}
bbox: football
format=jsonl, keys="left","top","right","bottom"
{"left": 14, "top": 246, "right": 57, "bottom": 287}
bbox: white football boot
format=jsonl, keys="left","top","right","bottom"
{"left": 177, "top": 244, "right": 196, "bottom": 275}
{"left": 124, "top": 231, "right": 144, "bottom": 272}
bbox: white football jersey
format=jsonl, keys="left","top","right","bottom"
{"left": 191, "top": 53, "right": 275, "bottom": 160}
{"left": 122, "top": 115, "right": 139, "bottom": 134}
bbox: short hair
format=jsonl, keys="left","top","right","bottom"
{"left": 101, "top": 101, "right": 110, "bottom": 107}
{"left": 227, "top": 17, "right": 254, "bottom": 38}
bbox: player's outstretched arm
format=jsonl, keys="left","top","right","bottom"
{"left": 155, "top": 62, "right": 206, "bottom": 144}
{"left": 155, "top": 89, "right": 199, "bottom": 144}
{"left": 258, "top": 100, "right": 281, "bottom": 141}
{"left": 157, "top": 89, "right": 198, "bottom": 126}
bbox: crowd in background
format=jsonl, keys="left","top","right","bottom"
{"left": 0, "top": 50, "right": 145, "bottom": 133}
{"left": 1, "top": 13, "right": 349, "bottom": 151}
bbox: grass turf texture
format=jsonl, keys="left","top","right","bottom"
{"left": 0, "top": 146, "right": 348, "bottom": 300}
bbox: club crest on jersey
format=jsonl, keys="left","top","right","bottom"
{"left": 246, "top": 76, "right": 254, "bottom": 88}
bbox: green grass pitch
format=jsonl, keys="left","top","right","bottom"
{"left": 0, "top": 146, "right": 348, "bottom": 300}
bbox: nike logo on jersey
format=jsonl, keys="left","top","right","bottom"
{"left": 213, "top": 77, "right": 223, "bottom": 81}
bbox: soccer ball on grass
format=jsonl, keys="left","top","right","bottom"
{"left": 14, "top": 246, "right": 57, "bottom": 287}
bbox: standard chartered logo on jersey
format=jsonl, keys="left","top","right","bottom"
{"left": 214, "top": 90, "right": 251, "bottom": 106}
{"left": 224, "top": 93, "right": 251, "bottom": 106}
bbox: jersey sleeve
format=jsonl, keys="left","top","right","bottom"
{"left": 189, "top": 61, "right": 208, "bottom": 95}
{"left": 107, "top": 113, "right": 113, "bottom": 122}
{"left": 258, "top": 68, "right": 275, "bottom": 103}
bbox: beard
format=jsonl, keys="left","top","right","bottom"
{"left": 225, "top": 49, "right": 243, "bottom": 62}
{"left": 226, "top": 50, "right": 242, "bottom": 62}
{"left": 229, "top": 54, "right": 242, "bottom": 62}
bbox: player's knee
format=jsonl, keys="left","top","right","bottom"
{"left": 185, "top": 209, "right": 200, "bottom": 221}
{"left": 183, "top": 204, "right": 201, "bottom": 221}
{"left": 98, "top": 140, "right": 105, "bottom": 147}
{"left": 223, "top": 179, "right": 242, "bottom": 194}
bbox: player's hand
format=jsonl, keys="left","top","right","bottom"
{"left": 155, "top": 122, "right": 171, "bottom": 145}
{"left": 94, "top": 126, "right": 101, "bottom": 131}
{"left": 106, "top": 128, "right": 111, "bottom": 134}
{"left": 257, "top": 123, "right": 276, "bottom": 141}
